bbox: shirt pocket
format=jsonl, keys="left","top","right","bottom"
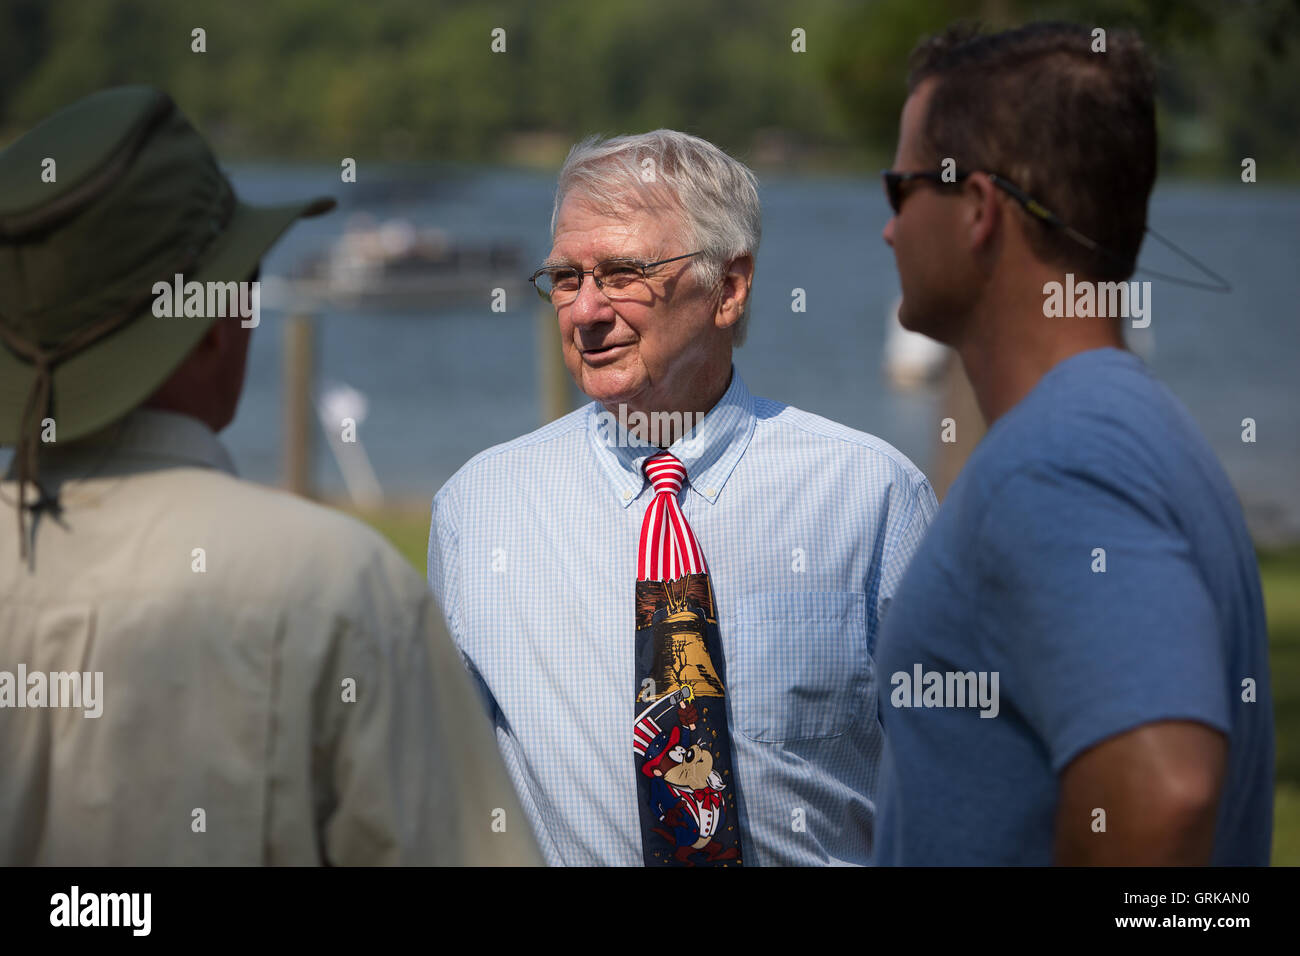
{"left": 727, "top": 590, "right": 870, "bottom": 742}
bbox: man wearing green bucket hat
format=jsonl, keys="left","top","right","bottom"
{"left": 0, "top": 86, "right": 541, "bottom": 865}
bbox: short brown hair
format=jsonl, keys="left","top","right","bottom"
{"left": 907, "top": 21, "right": 1156, "bottom": 280}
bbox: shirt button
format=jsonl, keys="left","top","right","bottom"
{"left": 706, "top": 487, "right": 717, "bottom": 497}
{"left": 622, "top": 490, "right": 633, "bottom": 500}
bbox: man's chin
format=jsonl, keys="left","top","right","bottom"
{"left": 576, "top": 364, "right": 645, "bottom": 408}
{"left": 897, "top": 299, "right": 921, "bottom": 333}
{"left": 898, "top": 301, "right": 946, "bottom": 344}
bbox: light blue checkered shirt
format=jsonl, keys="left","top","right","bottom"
{"left": 427, "top": 367, "right": 936, "bottom": 865}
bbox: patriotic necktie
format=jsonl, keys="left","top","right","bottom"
{"left": 631, "top": 451, "right": 743, "bottom": 866}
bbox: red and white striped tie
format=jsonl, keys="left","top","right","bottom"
{"left": 638, "top": 452, "right": 708, "bottom": 581}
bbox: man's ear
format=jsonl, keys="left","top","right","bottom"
{"left": 186, "top": 318, "right": 246, "bottom": 373}
{"left": 714, "top": 254, "right": 754, "bottom": 331}
{"left": 195, "top": 318, "right": 226, "bottom": 356}
{"left": 965, "top": 172, "right": 1002, "bottom": 254}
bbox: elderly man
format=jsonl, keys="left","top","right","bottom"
{"left": 872, "top": 23, "right": 1273, "bottom": 865}
{"left": 428, "top": 130, "right": 936, "bottom": 866}
{"left": 0, "top": 86, "right": 540, "bottom": 865}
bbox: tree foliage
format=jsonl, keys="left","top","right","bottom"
{"left": 1, "top": 0, "right": 1295, "bottom": 174}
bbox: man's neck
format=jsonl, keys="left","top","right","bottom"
{"left": 603, "top": 364, "right": 733, "bottom": 448}
{"left": 956, "top": 276, "right": 1127, "bottom": 426}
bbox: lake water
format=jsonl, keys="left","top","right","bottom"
{"left": 213, "top": 166, "right": 1300, "bottom": 543}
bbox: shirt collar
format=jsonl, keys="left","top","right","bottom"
{"left": 9, "top": 407, "right": 237, "bottom": 484}
{"left": 586, "top": 366, "right": 756, "bottom": 508}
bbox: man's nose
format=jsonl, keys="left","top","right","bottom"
{"left": 568, "top": 273, "right": 614, "bottom": 325}
{"left": 882, "top": 215, "right": 896, "bottom": 248}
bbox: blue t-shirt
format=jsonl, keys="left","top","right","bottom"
{"left": 872, "top": 348, "right": 1274, "bottom": 865}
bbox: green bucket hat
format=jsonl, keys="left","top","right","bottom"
{"left": 0, "top": 85, "right": 334, "bottom": 556}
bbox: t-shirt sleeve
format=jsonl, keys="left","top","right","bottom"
{"left": 976, "top": 463, "right": 1230, "bottom": 773}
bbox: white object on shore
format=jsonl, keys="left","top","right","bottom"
{"left": 317, "top": 382, "right": 385, "bottom": 509}
{"left": 883, "top": 295, "right": 949, "bottom": 390}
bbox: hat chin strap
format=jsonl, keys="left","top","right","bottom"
{"left": 0, "top": 306, "right": 143, "bottom": 563}
{"left": 0, "top": 185, "right": 234, "bottom": 565}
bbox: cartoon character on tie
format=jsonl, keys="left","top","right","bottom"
{"left": 634, "top": 698, "right": 739, "bottom": 865}
{"left": 632, "top": 451, "right": 743, "bottom": 866}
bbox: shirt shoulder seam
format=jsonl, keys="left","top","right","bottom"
{"left": 754, "top": 401, "right": 929, "bottom": 486}
{"left": 436, "top": 408, "right": 591, "bottom": 503}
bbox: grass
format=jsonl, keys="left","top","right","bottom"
{"left": 1258, "top": 547, "right": 1300, "bottom": 864}
{"left": 351, "top": 505, "right": 431, "bottom": 570}
{"left": 349, "top": 504, "right": 1300, "bottom": 865}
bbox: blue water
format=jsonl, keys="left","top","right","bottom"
{"left": 220, "top": 165, "right": 1300, "bottom": 542}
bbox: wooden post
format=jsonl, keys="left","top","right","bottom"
{"left": 537, "top": 303, "right": 571, "bottom": 424}
{"left": 283, "top": 314, "right": 315, "bottom": 498}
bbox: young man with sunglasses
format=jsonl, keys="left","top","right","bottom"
{"left": 871, "top": 22, "right": 1273, "bottom": 865}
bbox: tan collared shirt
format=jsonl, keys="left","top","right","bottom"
{"left": 0, "top": 409, "right": 541, "bottom": 865}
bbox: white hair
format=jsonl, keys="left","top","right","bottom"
{"left": 550, "top": 129, "right": 761, "bottom": 346}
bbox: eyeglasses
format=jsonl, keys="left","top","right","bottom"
{"left": 529, "top": 251, "right": 703, "bottom": 303}
{"left": 880, "top": 167, "right": 1231, "bottom": 292}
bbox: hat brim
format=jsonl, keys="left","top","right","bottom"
{"left": 0, "top": 196, "right": 334, "bottom": 445}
